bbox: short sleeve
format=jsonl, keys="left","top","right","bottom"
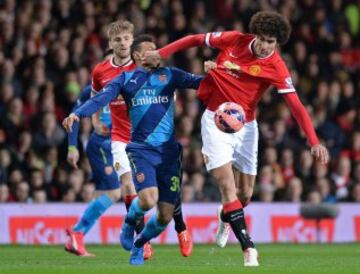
{"left": 271, "top": 60, "right": 296, "bottom": 94}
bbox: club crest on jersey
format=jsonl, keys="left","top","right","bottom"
{"left": 136, "top": 172, "right": 145, "bottom": 183}
{"left": 104, "top": 166, "right": 113, "bottom": 175}
{"left": 223, "top": 61, "right": 241, "bottom": 71}
{"left": 158, "top": 74, "right": 167, "bottom": 82}
{"left": 249, "top": 65, "right": 261, "bottom": 76}
{"left": 114, "top": 162, "right": 120, "bottom": 171}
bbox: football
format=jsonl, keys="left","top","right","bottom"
{"left": 214, "top": 102, "right": 246, "bottom": 133}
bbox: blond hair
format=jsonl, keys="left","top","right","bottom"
{"left": 107, "top": 20, "right": 134, "bottom": 39}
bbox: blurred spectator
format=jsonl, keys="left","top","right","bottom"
{"left": 32, "top": 111, "right": 65, "bottom": 154}
{"left": 258, "top": 183, "right": 275, "bottom": 202}
{"left": 80, "top": 183, "right": 95, "bottom": 203}
{"left": 280, "top": 148, "right": 295, "bottom": 184}
{"left": 0, "top": 148, "right": 11, "bottom": 182}
{"left": 15, "top": 181, "right": 30, "bottom": 203}
{"left": 315, "top": 177, "right": 337, "bottom": 203}
{"left": 295, "top": 149, "right": 313, "bottom": 184}
{"left": 285, "top": 177, "right": 303, "bottom": 202}
{"left": 306, "top": 190, "right": 322, "bottom": 204}
{"left": 331, "top": 156, "right": 351, "bottom": 200}
{"left": 0, "top": 184, "right": 9, "bottom": 202}
{"left": 62, "top": 187, "right": 77, "bottom": 203}
{"left": 181, "top": 183, "right": 195, "bottom": 202}
{"left": 68, "top": 169, "right": 85, "bottom": 198}
{"left": 350, "top": 183, "right": 360, "bottom": 202}
{"left": 32, "top": 189, "right": 47, "bottom": 203}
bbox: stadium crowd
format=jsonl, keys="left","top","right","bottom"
{"left": 0, "top": 0, "right": 359, "bottom": 204}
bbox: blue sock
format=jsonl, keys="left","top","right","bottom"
{"left": 134, "top": 214, "right": 167, "bottom": 247}
{"left": 73, "top": 194, "right": 113, "bottom": 234}
{"left": 126, "top": 197, "right": 147, "bottom": 225}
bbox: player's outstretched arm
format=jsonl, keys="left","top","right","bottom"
{"left": 142, "top": 34, "right": 205, "bottom": 67}
{"left": 69, "top": 78, "right": 122, "bottom": 123}
{"left": 65, "top": 84, "right": 91, "bottom": 168}
{"left": 66, "top": 115, "right": 81, "bottom": 168}
{"left": 171, "top": 67, "right": 203, "bottom": 90}
{"left": 282, "top": 92, "right": 329, "bottom": 165}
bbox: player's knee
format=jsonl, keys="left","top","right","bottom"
{"left": 107, "top": 188, "right": 122, "bottom": 202}
{"left": 139, "top": 192, "right": 157, "bottom": 210}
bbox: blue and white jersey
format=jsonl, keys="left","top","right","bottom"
{"left": 74, "top": 67, "right": 203, "bottom": 147}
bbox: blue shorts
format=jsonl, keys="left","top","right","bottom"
{"left": 86, "top": 133, "right": 120, "bottom": 190}
{"left": 126, "top": 141, "right": 182, "bottom": 204}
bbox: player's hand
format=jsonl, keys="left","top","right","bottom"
{"left": 62, "top": 113, "right": 80, "bottom": 132}
{"left": 67, "top": 147, "right": 79, "bottom": 169}
{"left": 311, "top": 144, "right": 329, "bottom": 165}
{"left": 142, "top": 50, "right": 161, "bottom": 68}
{"left": 204, "top": 60, "right": 217, "bottom": 72}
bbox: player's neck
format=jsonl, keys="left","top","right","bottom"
{"left": 112, "top": 56, "right": 132, "bottom": 67}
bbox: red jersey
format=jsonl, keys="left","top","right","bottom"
{"left": 91, "top": 58, "right": 136, "bottom": 142}
{"left": 159, "top": 31, "right": 319, "bottom": 145}
{"left": 199, "top": 31, "right": 295, "bottom": 122}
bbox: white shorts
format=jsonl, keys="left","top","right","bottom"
{"left": 111, "top": 141, "right": 131, "bottom": 178}
{"left": 201, "top": 109, "right": 258, "bottom": 175}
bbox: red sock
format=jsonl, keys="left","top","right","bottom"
{"left": 222, "top": 199, "right": 254, "bottom": 250}
{"left": 223, "top": 199, "right": 242, "bottom": 214}
{"left": 124, "top": 194, "right": 138, "bottom": 211}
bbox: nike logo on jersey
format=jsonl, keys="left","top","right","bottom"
{"left": 101, "top": 78, "right": 112, "bottom": 84}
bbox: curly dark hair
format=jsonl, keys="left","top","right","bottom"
{"left": 249, "top": 11, "right": 291, "bottom": 45}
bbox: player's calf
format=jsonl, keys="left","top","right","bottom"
{"left": 222, "top": 200, "right": 255, "bottom": 250}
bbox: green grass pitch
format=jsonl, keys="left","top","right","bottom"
{"left": 1, "top": 244, "right": 359, "bottom": 274}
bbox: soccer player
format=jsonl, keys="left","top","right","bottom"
{"left": 65, "top": 21, "right": 192, "bottom": 258}
{"left": 63, "top": 35, "right": 203, "bottom": 265}
{"left": 143, "top": 11, "right": 330, "bottom": 266}
{"left": 63, "top": 21, "right": 152, "bottom": 257}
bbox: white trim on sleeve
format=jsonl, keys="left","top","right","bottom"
{"left": 277, "top": 89, "right": 296, "bottom": 94}
{"left": 205, "top": 33, "right": 211, "bottom": 47}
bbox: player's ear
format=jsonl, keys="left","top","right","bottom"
{"left": 108, "top": 40, "right": 113, "bottom": 49}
